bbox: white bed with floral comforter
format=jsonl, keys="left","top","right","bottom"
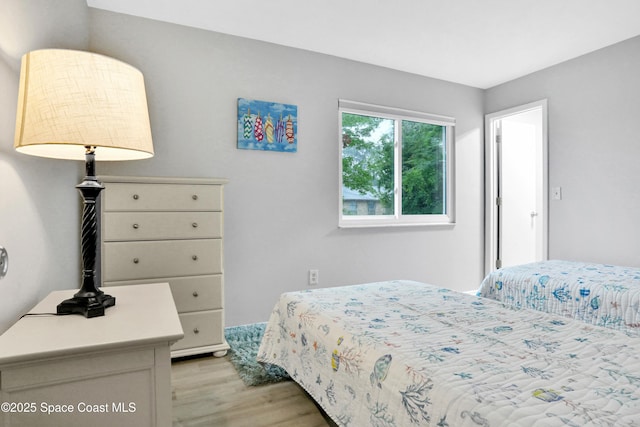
{"left": 257, "top": 280, "right": 640, "bottom": 426}
{"left": 478, "top": 260, "right": 640, "bottom": 337}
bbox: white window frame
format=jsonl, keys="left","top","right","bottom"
{"left": 338, "top": 99, "right": 456, "bottom": 228}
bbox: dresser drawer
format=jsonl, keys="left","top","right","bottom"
{"left": 102, "top": 275, "right": 223, "bottom": 313}
{"left": 102, "top": 212, "right": 222, "bottom": 241}
{"left": 102, "top": 183, "right": 222, "bottom": 212}
{"left": 172, "top": 311, "right": 223, "bottom": 351}
{"left": 170, "top": 275, "right": 223, "bottom": 312}
{"left": 102, "top": 239, "right": 222, "bottom": 282}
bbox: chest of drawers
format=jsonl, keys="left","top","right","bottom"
{"left": 99, "top": 176, "right": 229, "bottom": 358}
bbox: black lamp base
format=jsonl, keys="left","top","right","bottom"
{"left": 57, "top": 293, "right": 116, "bottom": 318}
{"left": 61, "top": 147, "right": 114, "bottom": 319}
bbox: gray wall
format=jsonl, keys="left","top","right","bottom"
{"left": 88, "top": 9, "right": 486, "bottom": 327}
{"left": 485, "top": 36, "right": 640, "bottom": 267}
{"left": 0, "top": 3, "right": 485, "bottom": 332}
{"left": 0, "top": 0, "right": 89, "bottom": 333}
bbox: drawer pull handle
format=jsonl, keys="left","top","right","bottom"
{"left": 133, "top": 258, "right": 139, "bottom": 264}
{"left": 133, "top": 194, "right": 139, "bottom": 200}
{"left": 192, "top": 291, "right": 199, "bottom": 298}
{"left": 193, "top": 327, "right": 200, "bottom": 334}
{"left": 132, "top": 223, "right": 139, "bottom": 229}
{"left": 192, "top": 222, "right": 198, "bottom": 228}
{"left": 192, "top": 255, "right": 198, "bottom": 261}
{"left": 192, "top": 194, "right": 199, "bottom": 201}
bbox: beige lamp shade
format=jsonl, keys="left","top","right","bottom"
{"left": 14, "top": 49, "right": 153, "bottom": 161}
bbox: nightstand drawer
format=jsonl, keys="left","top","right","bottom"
{"left": 172, "top": 311, "right": 223, "bottom": 351}
{"left": 102, "top": 239, "right": 222, "bottom": 282}
{"left": 103, "top": 182, "right": 222, "bottom": 211}
{"left": 103, "top": 211, "right": 222, "bottom": 241}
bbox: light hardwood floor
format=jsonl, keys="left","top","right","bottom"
{"left": 171, "top": 354, "right": 331, "bottom": 426}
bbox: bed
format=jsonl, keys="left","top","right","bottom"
{"left": 478, "top": 260, "right": 640, "bottom": 337}
{"left": 257, "top": 280, "right": 640, "bottom": 426}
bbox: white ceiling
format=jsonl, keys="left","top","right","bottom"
{"left": 87, "top": 0, "right": 640, "bottom": 89}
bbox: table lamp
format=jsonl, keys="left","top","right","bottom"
{"left": 14, "top": 49, "right": 154, "bottom": 318}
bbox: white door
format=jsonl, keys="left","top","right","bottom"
{"left": 485, "top": 100, "right": 548, "bottom": 274}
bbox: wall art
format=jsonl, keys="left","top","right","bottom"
{"left": 237, "top": 98, "right": 298, "bottom": 152}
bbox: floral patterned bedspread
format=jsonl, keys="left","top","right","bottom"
{"left": 478, "top": 260, "right": 640, "bottom": 337}
{"left": 257, "top": 280, "right": 640, "bottom": 426}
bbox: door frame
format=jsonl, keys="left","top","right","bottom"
{"left": 485, "top": 99, "right": 549, "bottom": 275}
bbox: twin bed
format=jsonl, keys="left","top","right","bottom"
{"left": 478, "top": 260, "right": 640, "bottom": 337}
{"left": 257, "top": 261, "right": 640, "bottom": 426}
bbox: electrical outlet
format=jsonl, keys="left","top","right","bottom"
{"left": 309, "top": 269, "right": 319, "bottom": 286}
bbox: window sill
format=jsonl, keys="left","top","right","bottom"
{"left": 338, "top": 220, "right": 455, "bottom": 229}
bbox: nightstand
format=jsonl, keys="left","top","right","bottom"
{"left": 0, "top": 283, "right": 183, "bottom": 427}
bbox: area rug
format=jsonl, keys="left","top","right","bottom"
{"left": 224, "top": 322, "right": 291, "bottom": 386}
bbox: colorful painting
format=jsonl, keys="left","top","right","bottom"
{"left": 237, "top": 98, "right": 298, "bottom": 152}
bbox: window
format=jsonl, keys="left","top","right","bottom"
{"left": 339, "top": 100, "right": 455, "bottom": 227}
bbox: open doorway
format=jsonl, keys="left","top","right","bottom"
{"left": 485, "top": 100, "right": 548, "bottom": 275}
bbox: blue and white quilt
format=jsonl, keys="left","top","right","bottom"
{"left": 257, "top": 280, "right": 640, "bottom": 426}
{"left": 478, "top": 260, "right": 640, "bottom": 337}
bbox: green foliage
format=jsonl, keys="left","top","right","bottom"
{"left": 341, "top": 113, "right": 446, "bottom": 215}
{"left": 401, "top": 120, "right": 445, "bottom": 215}
{"left": 341, "top": 113, "right": 394, "bottom": 209}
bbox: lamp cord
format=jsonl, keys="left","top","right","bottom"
{"left": 19, "top": 312, "right": 73, "bottom": 319}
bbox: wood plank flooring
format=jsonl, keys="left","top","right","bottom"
{"left": 171, "top": 354, "right": 330, "bottom": 426}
